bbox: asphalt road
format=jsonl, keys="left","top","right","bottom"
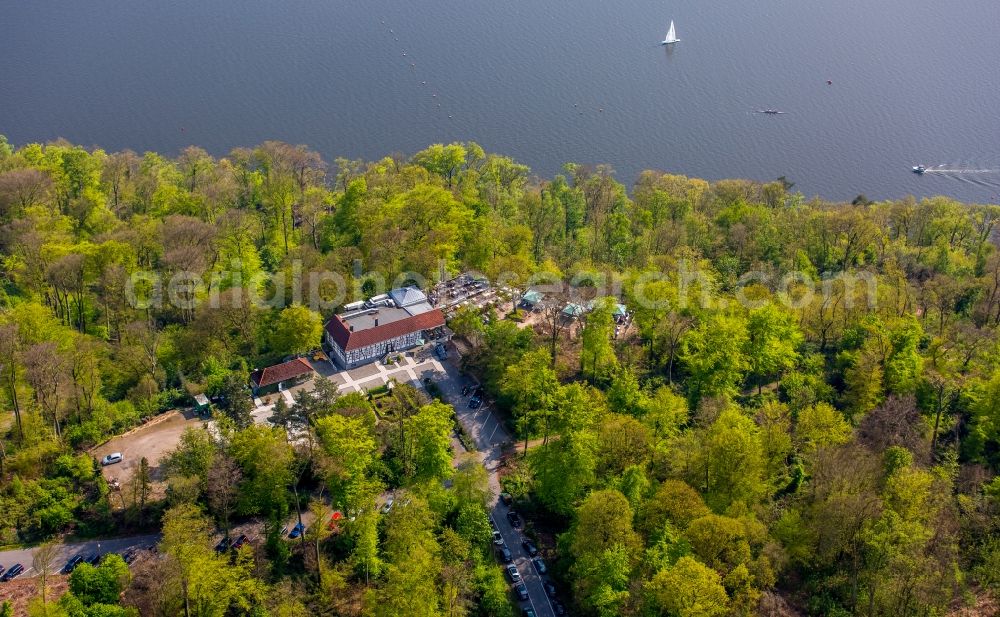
{"left": 426, "top": 354, "right": 558, "bottom": 617}
{"left": 0, "top": 534, "right": 160, "bottom": 580}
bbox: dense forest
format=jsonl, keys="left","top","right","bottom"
{"left": 1, "top": 134, "right": 999, "bottom": 616}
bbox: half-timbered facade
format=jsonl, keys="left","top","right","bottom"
{"left": 324, "top": 288, "right": 447, "bottom": 369}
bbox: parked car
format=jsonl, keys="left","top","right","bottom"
{"left": 434, "top": 342, "right": 448, "bottom": 360}
{"left": 61, "top": 555, "right": 85, "bottom": 574}
{"left": 506, "top": 511, "right": 522, "bottom": 528}
{"left": 469, "top": 396, "right": 482, "bottom": 409}
{"left": 500, "top": 492, "right": 513, "bottom": 506}
{"left": 505, "top": 564, "right": 521, "bottom": 583}
{"left": 514, "top": 582, "right": 529, "bottom": 601}
{"left": 497, "top": 546, "right": 513, "bottom": 563}
{"left": 543, "top": 581, "right": 558, "bottom": 598}
{"left": 492, "top": 531, "right": 504, "bottom": 545}
{"left": 231, "top": 534, "right": 249, "bottom": 550}
{"left": 382, "top": 498, "right": 395, "bottom": 514}
{"left": 0, "top": 564, "right": 23, "bottom": 582}
{"left": 522, "top": 609, "right": 537, "bottom": 617}
{"left": 521, "top": 539, "right": 538, "bottom": 557}
{"left": 552, "top": 602, "right": 567, "bottom": 616}
{"left": 532, "top": 557, "right": 547, "bottom": 574}
{"left": 215, "top": 537, "right": 230, "bottom": 552}
{"left": 101, "top": 452, "right": 123, "bottom": 466}
{"left": 288, "top": 522, "right": 306, "bottom": 539}
{"left": 84, "top": 553, "right": 102, "bottom": 565}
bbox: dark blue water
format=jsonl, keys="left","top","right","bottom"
{"left": 2, "top": 0, "right": 999, "bottom": 202}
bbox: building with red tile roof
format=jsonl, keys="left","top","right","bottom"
{"left": 324, "top": 287, "right": 447, "bottom": 368}
{"left": 250, "top": 357, "right": 315, "bottom": 395}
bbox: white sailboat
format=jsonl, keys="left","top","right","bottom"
{"left": 661, "top": 20, "right": 680, "bottom": 45}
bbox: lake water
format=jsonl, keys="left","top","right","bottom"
{"left": 2, "top": 0, "right": 999, "bottom": 202}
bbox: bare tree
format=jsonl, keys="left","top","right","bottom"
{"left": 0, "top": 325, "right": 24, "bottom": 440}
{"left": 177, "top": 146, "right": 215, "bottom": 193}
{"left": 653, "top": 311, "right": 694, "bottom": 385}
{"left": 121, "top": 321, "right": 162, "bottom": 386}
{"left": 33, "top": 541, "right": 60, "bottom": 611}
{"left": 207, "top": 453, "right": 241, "bottom": 541}
{"left": 70, "top": 339, "right": 105, "bottom": 423}
{"left": 100, "top": 150, "right": 139, "bottom": 215}
{"left": 0, "top": 168, "right": 53, "bottom": 219}
{"left": 539, "top": 287, "right": 573, "bottom": 368}
{"left": 23, "top": 342, "right": 70, "bottom": 439}
{"left": 857, "top": 395, "right": 931, "bottom": 464}
{"left": 46, "top": 252, "right": 88, "bottom": 331}
{"left": 136, "top": 457, "right": 152, "bottom": 526}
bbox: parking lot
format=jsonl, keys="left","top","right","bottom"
{"left": 91, "top": 409, "right": 208, "bottom": 490}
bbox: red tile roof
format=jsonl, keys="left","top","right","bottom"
{"left": 250, "top": 357, "right": 314, "bottom": 389}
{"left": 326, "top": 309, "right": 445, "bottom": 352}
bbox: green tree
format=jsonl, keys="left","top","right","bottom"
{"left": 580, "top": 297, "right": 618, "bottom": 382}
{"left": 795, "top": 402, "right": 852, "bottom": 460}
{"left": 570, "top": 489, "right": 641, "bottom": 561}
{"left": 406, "top": 402, "right": 454, "bottom": 481}
{"left": 229, "top": 424, "right": 294, "bottom": 518}
{"left": 744, "top": 304, "right": 801, "bottom": 393}
{"left": 452, "top": 453, "right": 491, "bottom": 510}
{"left": 680, "top": 313, "right": 749, "bottom": 404}
{"left": 570, "top": 490, "right": 641, "bottom": 616}
{"left": 529, "top": 430, "right": 597, "bottom": 515}
{"left": 412, "top": 143, "right": 467, "bottom": 187}
{"left": 500, "top": 348, "right": 560, "bottom": 451}
{"left": 268, "top": 305, "right": 322, "bottom": 356}
{"left": 695, "top": 407, "right": 766, "bottom": 511}
{"left": 159, "top": 503, "right": 266, "bottom": 617}
{"left": 68, "top": 554, "right": 130, "bottom": 606}
{"left": 314, "top": 411, "right": 378, "bottom": 508}
{"left": 162, "top": 427, "right": 216, "bottom": 488}
{"left": 646, "top": 556, "right": 730, "bottom": 617}
{"left": 218, "top": 373, "right": 253, "bottom": 428}
{"left": 640, "top": 480, "right": 711, "bottom": 537}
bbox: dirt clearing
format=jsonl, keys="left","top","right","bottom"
{"left": 90, "top": 409, "right": 208, "bottom": 486}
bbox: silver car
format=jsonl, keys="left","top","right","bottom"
{"left": 101, "top": 452, "right": 123, "bottom": 466}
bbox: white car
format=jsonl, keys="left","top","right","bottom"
{"left": 101, "top": 452, "right": 123, "bottom": 466}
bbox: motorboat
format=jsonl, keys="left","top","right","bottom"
{"left": 912, "top": 165, "right": 927, "bottom": 174}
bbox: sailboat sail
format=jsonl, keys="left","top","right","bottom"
{"left": 662, "top": 20, "right": 679, "bottom": 44}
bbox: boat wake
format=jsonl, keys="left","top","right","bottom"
{"left": 922, "top": 168, "right": 998, "bottom": 174}
{"left": 920, "top": 164, "right": 1000, "bottom": 188}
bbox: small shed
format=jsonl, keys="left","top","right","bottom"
{"left": 193, "top": 393, "right": 211, "bottom": 415}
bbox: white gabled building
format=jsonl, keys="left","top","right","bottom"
{"left": 324, "top": 287, "right": 447, "bottom": 369}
